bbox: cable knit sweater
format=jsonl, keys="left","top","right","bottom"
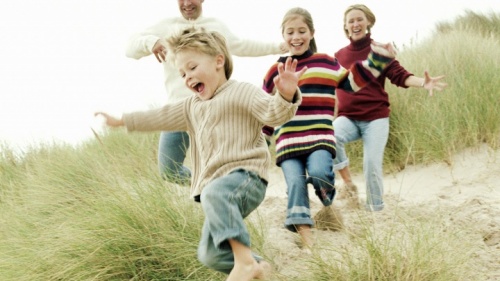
{"left": 334, "top": 34, "right": 414, "bottom": 121}
{"left": 125, "top": 16, "right": 283, "bottom": 103}
{"left": 263, "top": 48, "right": 394, "bottom": 166}
{"left": 123, "top": 80, "right": 301, "bottom": 200}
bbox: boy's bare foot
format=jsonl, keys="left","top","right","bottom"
{"left": 226, "top": 260, "right": 271, "bottom": 281}
{"left": 253, "top": 260, "right": 272, "bottom": 280}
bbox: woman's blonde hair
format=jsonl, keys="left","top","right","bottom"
{"left": 167, "top": 26, "right": 233, "bottom": 79}
{"left": 281, "top": 7, "right": 317, "bottom": 53}
{"left": 343, "top": 4, "right": 376, "bottom": 38}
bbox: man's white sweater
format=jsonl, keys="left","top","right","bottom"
{"left": 125, "top": 16, "right": 282, "bottom": 103}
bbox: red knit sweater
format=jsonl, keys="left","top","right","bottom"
{"left": 334, "top": 34, "right": 414, "bottom": 121}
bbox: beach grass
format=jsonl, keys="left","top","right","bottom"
{"left": 1, "top": 10, "right": 499, "bottom": 281}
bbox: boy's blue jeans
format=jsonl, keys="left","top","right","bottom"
{"left": 333, "top": 116, "right": 389, "bottom": 211}
{"left": 158, "top": 131, "right": 191, "bottom": 184}
{"left": 280, "top": 149, "right": 336, "bottom": 232}
{"left": 198, "top": 169, "right": 267, "bottom": 274}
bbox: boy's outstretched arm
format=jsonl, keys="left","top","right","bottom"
{"left": 94, "top": 112, "right": 124, "bottom": 127}
{"left": 273, "top": 57, "right": 307, "bottom": 102}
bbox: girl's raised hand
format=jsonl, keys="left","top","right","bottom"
{"left": 273, "top": 57, "right": 307, "bottom": 102}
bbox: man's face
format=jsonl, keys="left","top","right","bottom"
{"left": 178, "top": 0, "right": 204, "bottom": 20}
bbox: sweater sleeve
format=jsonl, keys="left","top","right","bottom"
{"left": 383, "top": 60, "right": 414, "bottom": 88}
{"left": 123, "top": 99, "right": 188, "bottom": 132}
{"left": 207, "top": 17, "right": 282, "bottom": 57}
{"left": 124, "top": 18, "right": 177, "bottom": 60}
{"left": 252, "top": 87, "right": 302, "bottom": 128}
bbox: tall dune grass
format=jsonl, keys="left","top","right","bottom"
{"left": 1, "top": 11, "right": 498, "bottom": 281}
{"left": 0, "top": 133, "right": 225, "bottom": 280}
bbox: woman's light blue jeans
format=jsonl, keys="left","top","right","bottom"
{"left": 158, "top": 131, "right": 191, "bottom": 184}
{"left": 333, "top": 116, "right": 389, "bottom": 211}
{"left": 197, "top": 169, "right": 267, "bottom": 274}
{"left": 280, "top": 150, "right": 336, "bottom": 232}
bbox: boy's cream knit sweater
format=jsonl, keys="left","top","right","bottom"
{"left": 123, "top": 80, "right": 301, "bottom": 199}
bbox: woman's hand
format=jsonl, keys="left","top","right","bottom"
{"left": 422, "top": 71, "right": 448, "bottom": 96}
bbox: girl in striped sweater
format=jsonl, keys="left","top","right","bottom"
{"left": 262, "top": 7, "right": 396, "bottom": 248}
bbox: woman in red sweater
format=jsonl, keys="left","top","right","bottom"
{"left": 333, "top": 4, "right": 447, "bottom": 211}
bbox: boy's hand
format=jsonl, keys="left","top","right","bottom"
{"left": 274, "top": 57, "right": 307, "bottom": 102}
{"left": 94, "top": 112, "right": 124, "bottom": 127}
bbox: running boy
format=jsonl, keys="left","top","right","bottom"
{"left": 95, "top": 27, "right": 305, "bottom": 281}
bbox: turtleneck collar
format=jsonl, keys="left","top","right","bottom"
{"left": 348, "top": 33, "right": 372, "bottom": 51}
{"left": 179, "top": 14, "right": 204, "bottom": 23}
{"left": 278, "top": 49, "right": 313, "bottom": 63}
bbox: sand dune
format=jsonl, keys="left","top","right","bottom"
{"left": 255, "top": 145, "right": 499, "bottom": 280}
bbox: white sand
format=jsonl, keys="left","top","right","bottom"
{"left": 254, "top": 144, "right": 500, "bottom": 280}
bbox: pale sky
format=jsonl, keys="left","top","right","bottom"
{"left": 1, "top": 0, "right": 499, "bottom": 152}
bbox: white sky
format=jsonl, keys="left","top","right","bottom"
{"left": 0, "top": 0, "right": 499, "bottom": 152}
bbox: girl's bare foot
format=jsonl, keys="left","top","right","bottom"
{"left": 344, "top": 182, "right": 360, "bottom": 209}
{"left": 336, "top": 182, "right": 360, "bottom": 209}
{"left": 297, "top": 224, "right": 314, "bottom": 249}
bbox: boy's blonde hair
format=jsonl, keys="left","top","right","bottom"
{"left": 167, "top": 27, "right": 233, "bottom": 79}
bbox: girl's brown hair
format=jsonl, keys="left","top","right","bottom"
{"left": 281, "top": 7, "right": 317, "bottom": 53}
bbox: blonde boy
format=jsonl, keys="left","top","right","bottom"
{"left": 96, "top": 27, "right": 305, "bottom": 280}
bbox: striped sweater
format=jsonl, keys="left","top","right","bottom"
{"left": 123, "top": 80, "right": 301, "bottom": 200}
{"left": 334, "top": 34, "right": 414, "bottom": 121}
{"left": 263, "top": 49, "right": 393, "bottom": 165}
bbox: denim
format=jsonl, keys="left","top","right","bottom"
{"left": 281, "top": 150, "right": 336, "bottom": 232}
{"left": 333, "top": 116, "right": 389, "bottom": 211}
{"left": 158, "top": 131, "right": 191, "bottom": 184}
{"left": 197, "top": 169, "right": 267, "bottom": 274}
